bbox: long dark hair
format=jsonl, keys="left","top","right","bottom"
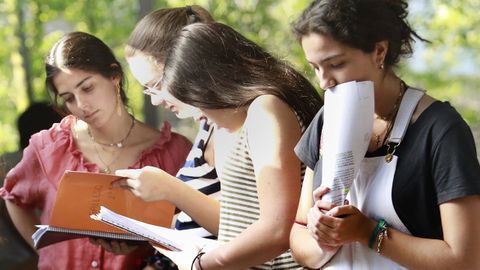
{"left": 162, "top": 22, "right": 323, "bottom": 126}
{"left": 45, "top": 32, "right": 127, "bottom": 108}
{"left": 126, "top": 5, "right": 214, "bottom": 62}
{"left": 292, "top": 0, "right": 428, "bottom": 67}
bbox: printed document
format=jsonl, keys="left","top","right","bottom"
{"left": 321, "top": 81, "right": 374, "bottom": 205}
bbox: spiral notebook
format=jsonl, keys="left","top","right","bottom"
{"left": 92, "top": 206, "right": 183, "bottom": 251}
{"left": 33, "top": 171, "right": 175, "bottom": 249}
{"left": 92, "top": 206, "right": 218, "bottom": 252}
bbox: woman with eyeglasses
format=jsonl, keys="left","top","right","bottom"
{"left": 0, "top": 31, "right": 192, "bottom": 270}
{"left": 118, "top": 5, "right": 221, "bottom": 270}
{"left": 115, "top": 20, "right": 323, "bottom": 269}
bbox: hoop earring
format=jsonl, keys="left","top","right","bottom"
{"left": 116, "top": 84, "right": 122, "bottom": 116}
{"left": 325, "top": 79, "right": 336, "bottom": 90}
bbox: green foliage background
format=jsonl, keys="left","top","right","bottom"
{"left": 0, "top": 0, "right": 479, "bottom": 154}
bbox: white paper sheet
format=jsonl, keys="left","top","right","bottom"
{"left": 321, "top": 81, "right": 374, "bottom": 205}
{"left": 92, "top": 206, "right": 217, "bottom": 252}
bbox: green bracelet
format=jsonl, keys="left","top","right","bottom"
{"left": 368, "top": 219, "right": 386, "bottom": 249}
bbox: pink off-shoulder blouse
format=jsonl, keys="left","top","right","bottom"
{"left": 0, "top": 115, "right": 192, "bottom": 270}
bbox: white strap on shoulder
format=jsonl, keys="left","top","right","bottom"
{"left": 388, "top": 88, "right": 425, "bottom": 144}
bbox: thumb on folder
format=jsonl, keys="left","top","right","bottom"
{"left": 112, "top": 166, "right": 176, "bottom": 202}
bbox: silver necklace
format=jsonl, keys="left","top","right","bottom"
{"left": 88, "top": 114, "right": 135, "bottom": 148}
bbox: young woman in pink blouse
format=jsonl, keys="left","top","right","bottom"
{"left": 0, "top": 32, "right": 192, "bottom": 270}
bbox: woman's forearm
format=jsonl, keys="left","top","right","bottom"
{"left": 199, "top": 217, "right": 293, "bottom": 270}
{"left": 377, "top": 196, "right": 480, "bottom": 270}
{"left": 290, "top": 223, "right": 336, "bottom": 269}
{"left": 5, "top": 200, "right": 39, "bottom": 251}
{"left": 169, "top": 178, "right": 220, "bottom": 235}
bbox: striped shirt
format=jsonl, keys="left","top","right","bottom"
{"left": 218, "top": 125, "right": 306, "bottom": 270}
{"left": 175, "top": 119, "right": 220, "bottom": 238}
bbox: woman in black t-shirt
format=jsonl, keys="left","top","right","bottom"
{"left": 289, "top": 1, "right": 480, "bottom": 269}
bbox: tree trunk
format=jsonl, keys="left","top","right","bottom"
{"left": 15, "top": 0, "right": 34, "bottom": 103}
{"left": 137, "top": 0, "right": 159, "bottom": 128}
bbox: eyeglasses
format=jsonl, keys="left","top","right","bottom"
{"left": 142, "top": 78, "right": 162, "bottom": 96}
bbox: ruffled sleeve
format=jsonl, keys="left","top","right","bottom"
{"left": 132, "top": 121, "right": 192, "bottom": 175}
{"left": 1, "top": 140, "right": 44, "bottom": 208}
{"left": 0, "top": 115, "right": 87, "bottom": 208}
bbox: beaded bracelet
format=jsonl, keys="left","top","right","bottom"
{"left": 191, "top": 250, "right": 205, "bottom": 270}
{"left": 368, "top": 219, "right": 386, "bottom": 249}
{"left": 376, "top": 224, "right": 388, "bottom": 254}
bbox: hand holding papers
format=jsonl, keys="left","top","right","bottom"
{"left": 92, "top": 206, "right": 218, "bottom": 252}
{"left": 321, "top": 81, "right": 374, "bottom": 205}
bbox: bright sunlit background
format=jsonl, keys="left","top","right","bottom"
{"left": 0, "top": 0, "right": 478, "bottom": 158}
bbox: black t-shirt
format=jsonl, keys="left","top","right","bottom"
{"left": 295, "top": 101, "right": 480, "bottom": 239}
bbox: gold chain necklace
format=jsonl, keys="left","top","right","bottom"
{"left": 93, "top": 143, "right": 122, "bottom": 174}
{"left": 375, "top": 80, "right": 406, "bottom": 147}
{"left": 87, "top": 114, "right": 135, "bottom": 148}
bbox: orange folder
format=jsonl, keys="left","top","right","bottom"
{"left": 33, "top": 170, "right": 175, "bottom": 249}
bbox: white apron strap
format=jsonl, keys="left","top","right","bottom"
{"left": 384, "top": 87, "right": 424, "bottom": 162}
{"left": 388, "top": 87, "right": 425, "bottom": 144}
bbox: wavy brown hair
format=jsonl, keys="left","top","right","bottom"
{"left": 126, "top": 5, "right": 214, "bottom": 64}
{"left": 162, "top": 22, "right": 323, "bottom": 126}
{"left": 292, "top": 0, "right": 428, "bottom": 68}
{"left": 45, "top": 31, "right": 127, "bottom": 108}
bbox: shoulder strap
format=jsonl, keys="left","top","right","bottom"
{"left": 387, "top": 87, "right": 425, "bottom": 144}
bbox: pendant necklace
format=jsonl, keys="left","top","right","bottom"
{"left": 88, "top": 114, "right": 135, "bottom": 148}
{"left": 93, "top": 143, "right": 122, "bottom": 174}
{"left": 88, "top": 115, "right": 136, "bottom": 173}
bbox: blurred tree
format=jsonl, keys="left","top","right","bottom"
{"left": 15, "top": 0, "right": 34, "bottom": 102}
{"left": 0, "top": 0, "right": 478, "bottom": 155}
{"left": 404, "top": 0, "right": 480, "bottom": 125}
{"left": 0, "top": 0, "right": 145, "bottom": 153}
{"left": 138, "top": 0, "right": 158, "bottom": 127}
